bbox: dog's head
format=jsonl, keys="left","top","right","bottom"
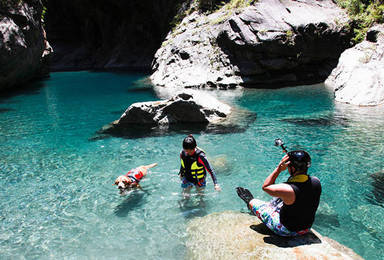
{"left": 114, "top": 175, "right": 132, "bottom": 191}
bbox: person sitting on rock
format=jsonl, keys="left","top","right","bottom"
{"left": 179, "top": 134, "right": 221, "bottom": 198}
{"left": 236, "top": 151, "right": 321, "bottom": 236}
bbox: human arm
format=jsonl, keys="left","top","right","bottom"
{"left": 179, "top": 151, "right": 185, "bottom": 178}
{"left": 262, "top": 155, "right": 295, "bottom": 205}
{"left": 198, "top": 153, "right": 221, "bottom": 191}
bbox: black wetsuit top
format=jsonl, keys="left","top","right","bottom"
{"left": 179, "top": 148, "right": 218, "bottom": 185}
{"left": 280, "top": 176, "right": 322, "bottom": 231}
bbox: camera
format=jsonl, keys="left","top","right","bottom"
{"left": 274, "top": 138, "right": 288, "bottom": 153}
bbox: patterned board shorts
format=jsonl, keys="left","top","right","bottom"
{"left": 249, "top": 198, "right": 309, "bottom": 237}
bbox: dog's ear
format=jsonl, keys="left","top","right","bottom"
{"left": 113, "top": 180, "right": 119, "bottom": 185}
{"left": 123, "top": 179, "right": 129, "bottom": 185}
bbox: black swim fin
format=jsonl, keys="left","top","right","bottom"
{"left": 236, "top": 187, "right": 254, "bottom": 206}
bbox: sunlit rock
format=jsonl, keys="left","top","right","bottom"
{"left": 117, "top": 90, "right": 231, "bottom": 126}
{"left": 325, "top": 25, "right": 384, "bottom": 106}
{"left": 151, "top": 0, "right": 351, "bottom": 90}
{"left": 97, "top": 89, "right": 257, "bottom": 138}
{"left": 186, "top": 211, "right": 363, "bottom": 259}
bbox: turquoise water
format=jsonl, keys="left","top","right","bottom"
{"left": 1, "top": 71, "right": 383, "bottom": 259}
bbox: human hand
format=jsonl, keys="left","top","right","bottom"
{"left": 277, "top": 154, "right": 290, "bottom": 172}
{"left": 214, "top": 184, "right": 221, "bottom": 191}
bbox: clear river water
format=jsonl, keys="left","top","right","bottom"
{"left": 1, "top": 71, "right": 383, "bottom": 259}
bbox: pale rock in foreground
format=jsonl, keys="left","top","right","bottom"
{"left": 186, "top": 211, "right": 363, "bottom": 260}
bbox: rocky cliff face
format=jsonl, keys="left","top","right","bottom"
{"left": 0, "top": 0, "right": 51, "bottom": 92}
{"left": 151, "top": 0, "right": 353, "bottom": 89}
{"left": 45, "top": 0, "right": 185, "bottom": 71}
{"left": 325, "top": 25, "right": 384, "bottom": 106}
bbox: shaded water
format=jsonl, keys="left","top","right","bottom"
{"left": 1, "top": 71, "right": 383, "bottom": 259}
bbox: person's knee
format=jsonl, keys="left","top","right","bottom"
{"left": 249, "top": 198, "right": 265, "bottom": 208}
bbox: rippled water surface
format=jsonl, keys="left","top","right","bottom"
{"left": 1, "top": 71, "right": 383, "bottom": 259}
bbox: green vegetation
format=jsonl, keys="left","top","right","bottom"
{"left": 41, "top": 5, "right": 47, "bottom": 25}
{"left": 169, "top": 0, "right": 256, "bottom": 31}
{"left": 198, "top": 0, "right": 255, "bottom": 13}
{"left": 335, "top": 0, "right": 384, "bottom": 42}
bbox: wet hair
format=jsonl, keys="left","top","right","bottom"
{"left": 183, "top": 134, "right": 197, "bottom": 149}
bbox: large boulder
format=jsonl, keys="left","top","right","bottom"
{"left": 97, "top": 90, "right": 256, "bottom": 138}
{"left": 0, "top": 0, "right": 52, "bottom": 92}
{"left": 118, "top": 91, "right": 230, "bottom": 125}
{"left": 325, "top": 25, "right": 384, "bottom": 106}
{"left": 150, "top": 0, "right": 352, "bottom": 90}
{"left": 186, "top": 211, "right": 363, "bottom": 260}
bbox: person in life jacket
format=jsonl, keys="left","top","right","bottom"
{"left": 179, "top": 134, "right": 221, "bottom": 197}
{"left": 236, "top": 151, "right": 321, "bottom": 237}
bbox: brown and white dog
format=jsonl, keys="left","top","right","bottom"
{"left": 114, "top": 163, "right": 157, "bottom": 194}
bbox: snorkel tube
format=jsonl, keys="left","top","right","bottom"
{"left": 274, "top": 138, "right": 288, "bottom": 154}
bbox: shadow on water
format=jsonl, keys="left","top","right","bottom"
{"left": 366, "top": 170, "right": 384, "bottom": 207}
{"left": 110, "top": 110, "right": 126, "bottom": 116}
{"left": 280, "top": 115, "right": 349, "bottom": 127}
{"left": 0, "top": 81, "right": 46, "bottom": 101}
{"left": 114, "top": 190, "right": 146, "bottom": 217}
{"left": 127, "top": 86, "right": 156, "bottom": 95}
{"left": 250, "top": 223, "right": 322, "bottom": 248}
{"left": 0, "top": 108, "right": 15, "bottom": 113}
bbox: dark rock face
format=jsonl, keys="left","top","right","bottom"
{"left": 151, "top": 0, "right": 353, "bottom": 89}
{"left": 0, "top": 0, "right": 52, "bottom": 92}
{"left": 45, "top": 0, "right": 185, "bottom": 71}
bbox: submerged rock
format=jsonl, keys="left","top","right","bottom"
{"left": 368, "top": 170, "right": 384, "bottom": 206}
{"left": 0, "top": 0, "right": 52, "bottom": 92}
{"left": 281, "top": 115, "right": 349, "bottom": 127}
{"left": 186, "top": 211, "right": 363, "bottom": 260}
{"left": 325, "top": 25, "right": 384, "bottom": 106}
{"left": 150, "top": 0, "right": 351, "bottom": 90}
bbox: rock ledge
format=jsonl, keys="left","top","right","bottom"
{"left": 187, "top": 211, "right": 363, "bottom": 260}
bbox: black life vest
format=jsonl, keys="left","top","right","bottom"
{"left": 280, "top": 175, "right": 322, "bottom": 231}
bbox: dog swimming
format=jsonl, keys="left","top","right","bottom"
{"left": 114, "top": 163, "right": 157, "bottom": 195}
